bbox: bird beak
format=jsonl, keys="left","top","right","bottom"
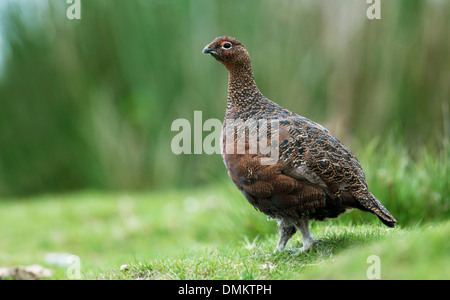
{"left": 202, "top": 47, "right": 218, "bottom": 56}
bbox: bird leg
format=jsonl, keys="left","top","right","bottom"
{"left": 274, "top": 220, "right": 297, "bottom": 252}
{"left": 294, "top": 217, "right": 318, "bottom": 252}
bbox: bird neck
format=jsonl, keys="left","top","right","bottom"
{"left": 227, "top": 64, "right": 262, "bottom": 108}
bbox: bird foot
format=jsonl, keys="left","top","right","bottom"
{"left": 298, "top": 238, "right": 322, "bottom": 252}
{"left": 273, "top": 247, "right": 304, "bottom": 254}
{"left": 274, "top": 239, "right": 323, "bottom": 254}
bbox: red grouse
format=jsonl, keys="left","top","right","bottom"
{"left": 203, "top": 36, "right": 396, "bottom": 252}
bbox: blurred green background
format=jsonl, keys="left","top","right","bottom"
{"left": 0, "top": 0, "right": 448, "bottom": 214}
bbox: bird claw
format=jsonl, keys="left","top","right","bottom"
{"left": 274, "top": 239, "right": 324, "bottom": 254}
{"left": 273, "top": 247, "right": 303, "bottom": 254}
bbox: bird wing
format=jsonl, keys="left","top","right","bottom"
{"left": 277, "top": 116, "right": 373, "bottom": 198}
{"left": 277, "top": 116, "right": 396, "bottom": 226}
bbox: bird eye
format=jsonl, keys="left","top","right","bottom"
{"left": 221, "top": 42, "right": 232, "bottom": 50}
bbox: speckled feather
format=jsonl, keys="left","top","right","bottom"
{"left": 203, "top": 36, "right": 396, "bottom": 246}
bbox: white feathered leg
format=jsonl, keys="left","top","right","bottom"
{"left": 274, "top": 220, "right": 296, "bottom": 252}
{"left": 294, "top": 218, "right": 317, "bottom": 252}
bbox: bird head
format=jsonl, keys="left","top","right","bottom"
{"left": 202, "top": 36, "right": 251, "bottom": 71}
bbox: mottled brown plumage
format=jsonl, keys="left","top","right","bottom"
{"left": 203, "top": 36, "right": 396, "bottom": 252}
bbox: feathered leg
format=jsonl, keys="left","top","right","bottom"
{"left": 274, "top": 220, "right": 296, "bottom": 252}
{"left": 294, "top": 217, "right": 317, "bottom": 252}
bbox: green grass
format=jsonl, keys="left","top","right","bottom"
{"left": 1, "top": 183, "right": 448, "bottom": 280}
{"left": 98, "top": 225, "right": 393, "bottom": 280}
{"left": 298, "top": 222, "right": 450, "bottom": 280}
{"left": 0, "top": 184, "right": 271, "bottom": 279}
{"left": 100, "top": 223, "right": 450, "bottom": 280}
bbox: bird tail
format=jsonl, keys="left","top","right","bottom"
{"left": 358, "top": 191, "right": 397, "bottom": 228}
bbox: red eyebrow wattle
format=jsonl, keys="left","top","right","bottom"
{"left": 220, "top": 41, "right": 231, "bottom": 46}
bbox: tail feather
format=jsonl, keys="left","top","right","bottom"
{"left": 357, "top": 192, "right": 397, "bottom": 227}
{"left": 376, "top": 207, "right": 397, "bottom": 228}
